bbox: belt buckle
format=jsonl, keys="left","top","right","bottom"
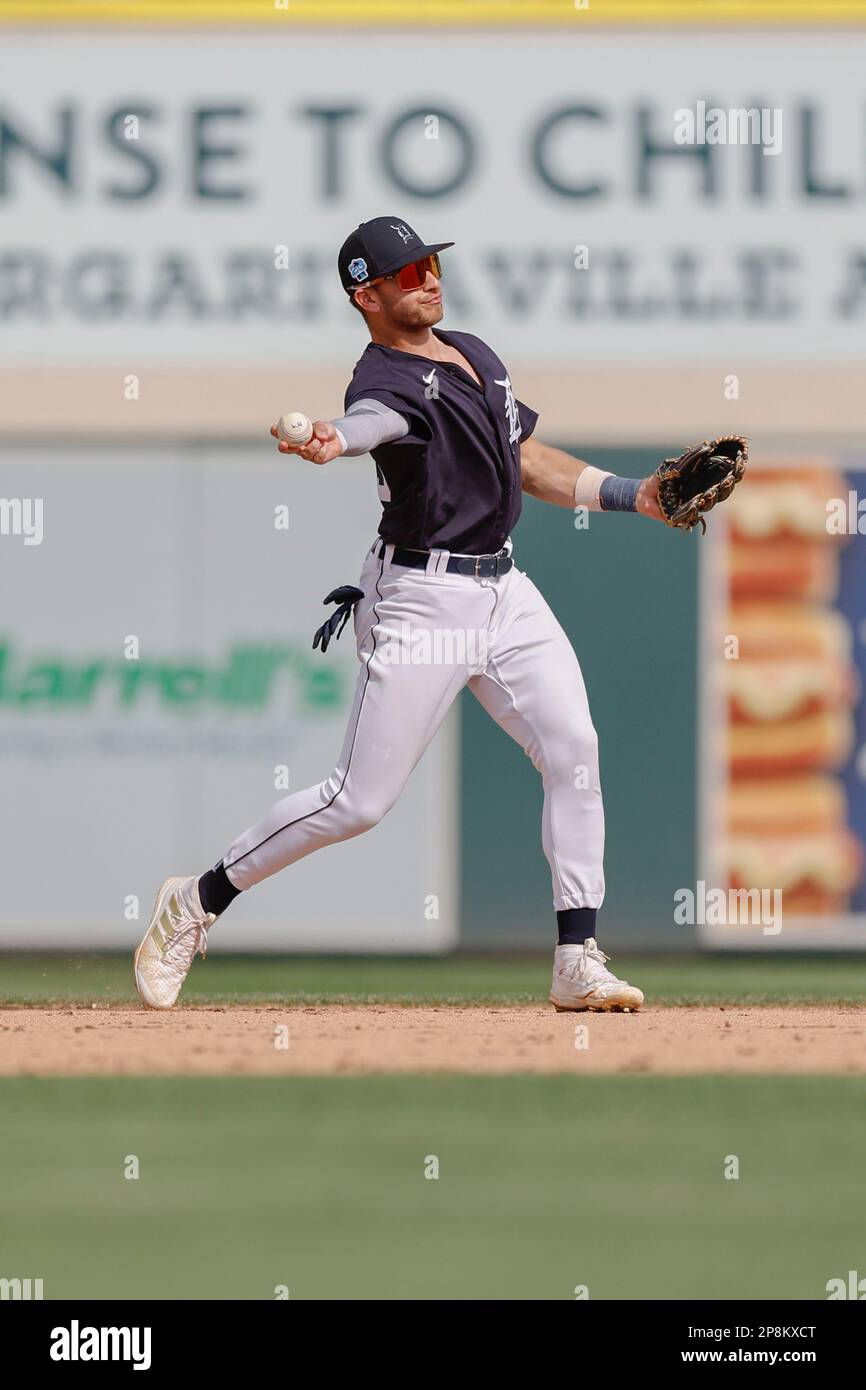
{"left": 475, "top": 554, "right": 497, "bottom": 579}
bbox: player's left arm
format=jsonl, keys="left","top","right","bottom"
{"left": 519, "top": 435, "right": 663, "bottom": 521}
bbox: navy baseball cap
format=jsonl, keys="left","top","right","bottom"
{"left": 338, "top": 216, "right": 454, "bottom": 294}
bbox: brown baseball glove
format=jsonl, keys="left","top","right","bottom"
{"left": 656, "top": 435, "right": 748, "bottom": 533}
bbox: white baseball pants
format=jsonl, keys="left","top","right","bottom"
{"left": 222, "top": 542, "right": 605, "bottom": 911}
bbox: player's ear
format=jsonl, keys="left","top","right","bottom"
{"left": 355, "top": 287, "right": 379, "bottom": 316}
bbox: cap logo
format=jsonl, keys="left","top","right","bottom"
{"left": 348, "top": 257, "right": 369, "bottom": 282}
{"left": 390, "top": 224, "right": 415, "bottom": 245}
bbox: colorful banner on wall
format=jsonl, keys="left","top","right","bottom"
{"left": 699, "top": 451, "right": 866, "bottom": 947}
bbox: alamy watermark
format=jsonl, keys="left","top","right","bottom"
{"left": 50, "top": 1321, "right": 151, "bottom": 1370}
{"left": 827, "top": 1270, "right": 866, "bottom": 1299}
{"left": 674, "top": 881, "right": 782, "bottom": 936}
{"left": 0, "top": 497, "right": 43, "bottom": 545}
{"left": 826, "top": 491, "right": 866, "bottom": 535}
{"left": 0, "top": 1276, "right": 43, "bottom": 1299}
{"left": 378, "top": 622, "right": 489, "bottom": 669}
{"left": 674, "top": 102, "right": 782, "bottom": 157}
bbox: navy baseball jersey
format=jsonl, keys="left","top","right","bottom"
{"left": 343, "top": 329, "right": 538, "bottom": 555}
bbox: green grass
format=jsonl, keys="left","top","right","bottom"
{"left": 2, "top": 951, "right": 866, "bottom": 1007}
{"left": 3, "top": 955, "right": 863, "bottom": 1300}
{"left": 1, "top": 1075, "right": 864, "bottom": 1300}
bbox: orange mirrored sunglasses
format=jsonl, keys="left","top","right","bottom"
{"left": 367, "top": 253, "right": 442, "bottom": 292}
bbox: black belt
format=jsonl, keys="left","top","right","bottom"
{"left": 380, "top": 543, "right": 513, "bottom": 579}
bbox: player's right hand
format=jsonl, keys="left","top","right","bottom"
{"left": 270, "top": 420, "right": 344, "bottom": 465}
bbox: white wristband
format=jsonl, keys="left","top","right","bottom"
{"left": 573, "top": 466, "right": 614, "bottom": 512}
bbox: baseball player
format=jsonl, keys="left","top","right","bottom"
{"left": 135, "top": 214, "right": 667, "bottom": 1013}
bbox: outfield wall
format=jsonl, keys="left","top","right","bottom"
{"left": 0, "top": 444, "right": 459, "bottom": 950}
{"left": 1, "top": 6, "right": 864, "bottom": 948}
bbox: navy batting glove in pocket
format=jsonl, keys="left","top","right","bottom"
{"left": 312, "top": 585, "right": 365, "bottom": 653}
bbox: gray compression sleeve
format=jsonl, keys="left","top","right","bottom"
{"left": 331, "top": 398, "right": 409, "bottom": 456}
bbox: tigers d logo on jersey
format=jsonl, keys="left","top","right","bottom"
{"left": 494, "top": 375, "right": 522, "bottom": 446}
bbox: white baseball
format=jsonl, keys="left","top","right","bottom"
{"left": 277, "top": 411, "right": 313, "bottom": 445}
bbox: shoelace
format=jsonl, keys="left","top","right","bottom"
{"left": 163, "top": 914, "right": 209, "bottom": 970}
{"left": 563, "top": 941, "right": 616, "bottom": 983}
{"left": 585, "top": 943, "right": 611, "bottom": 972}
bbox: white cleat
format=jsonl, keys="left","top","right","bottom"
{"left": 134, "top": 875, "right": 215, "bottom": 1010}
{"left": 549, "top": 938, "right": 644, "bottom": 1013}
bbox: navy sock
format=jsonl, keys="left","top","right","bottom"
{"left": 556, "top": 907, "right": 597, "bottom": 946}
{"left": 198, "top": 861, "right": 241, "bottom": 917}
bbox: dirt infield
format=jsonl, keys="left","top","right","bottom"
{"left": 1, "top": 1003, "right": 864, "bottom": 1075}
